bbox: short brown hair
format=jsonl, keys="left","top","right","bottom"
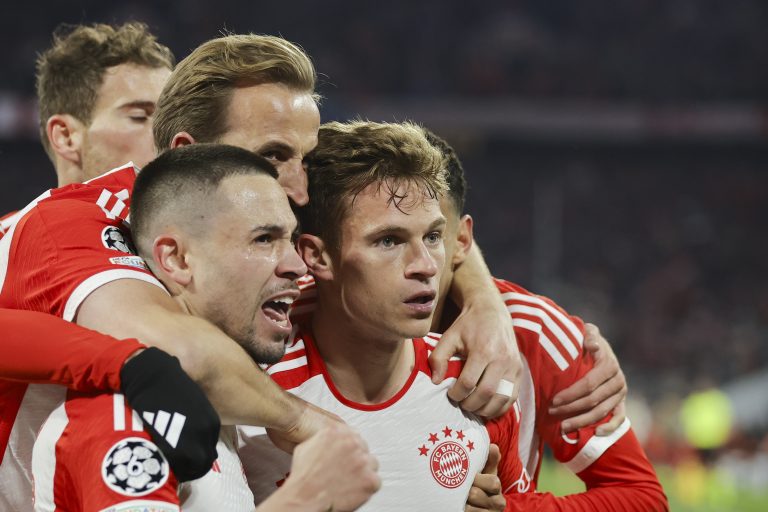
{"left": 36, "top": 22, "right": 175, "bottom": 159}
{"left": 300, "top": 120, "right": 448, "bottom": 249}
{"left": 153, "top": 34, "right": 318, "bottom": 151}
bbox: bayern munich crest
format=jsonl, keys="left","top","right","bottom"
{"left": 101, "top": 437, "right": 170, "bottom": 497}
{"left": 417, "top": 426, "right": 474, "bottom": 489}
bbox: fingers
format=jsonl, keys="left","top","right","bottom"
{"left": 551, "top": 326, "right": 620, "bottom": 409}
{"left": 558, "top": 385, "right": 626, "bottom": 433}
{"left": 465, "top": 478, "right": 506, "bottom": 511}
{"left": 549, "top": 369, "right": 627, "bottom": 417}
{"left": 597, "top": 399, "right": 627, "bottom": 436}
{"left": 582, "top": 323, "right": 602, "bottom": 353}
{"left": 428, "top": 331, "right": 460, "bottom": 385}
{"left": 482, "top": 443, "right": 501, "bottom": 475}
{"left": 450, "top": 357, "right": 520, "bottom": 418}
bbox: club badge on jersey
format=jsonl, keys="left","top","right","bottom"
{"left": 418, "top": 425, "right": 476, "bottom": 489}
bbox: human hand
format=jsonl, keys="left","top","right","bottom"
{"left": 465, "top": 444, "right": 505, "bottom": 511}
{"left": 284, "top": 423, "right": 380, "bottom": 511}
{"left": 549, "top": 324, "right": 627, "bottom": 434}
{"left": 430, "top": 296, "right": 522, "bottom": 419}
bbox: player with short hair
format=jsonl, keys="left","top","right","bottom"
{"left": 239, "top": 120, "right": 527, "bottom": 510}
{"left": 31, "top": 143, "right": 380, "bottom": 511}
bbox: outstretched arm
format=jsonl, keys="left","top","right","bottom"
{"left": 0, "top": 308, "right": 143, "bottom": 391}
{"left": 429, "top": 244, "right": 522, "bottom": 418}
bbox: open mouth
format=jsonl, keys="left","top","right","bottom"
{"left": 262, "top": 296, "right": 295, "bottom": 328}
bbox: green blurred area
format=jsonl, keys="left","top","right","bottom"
{"left": 537, "top": 457, "right": 768, "bottom": 512}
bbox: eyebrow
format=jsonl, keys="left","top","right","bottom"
{"left": 253, "top": 141, "right": 295, "bottom": 156}
{"left": 118, "top": 100, "right": 157, "bottom": 110}
{"left": 366, "top": 216, "right": 447, "bottom": 239}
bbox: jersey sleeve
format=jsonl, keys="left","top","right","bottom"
{"left": 495, "top": 279, "right": 620, "bottom": 472}
{"left": 33, "top": 392, "right": 180, "bottom": 512}
{"left": 485, "top": 403, "right": 532, "bottom": 495}
{"left": 0, "top": 308, "right": 144, "bottom": 392}
{"left": 1, "top": 198, "right": 163, "bottom": 321}
{"left": 501, "top": 430, "right": 669, "bottom": 511}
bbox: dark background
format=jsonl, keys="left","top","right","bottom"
{"left": 1, "top": 1, "right": 766, "bottom": 505}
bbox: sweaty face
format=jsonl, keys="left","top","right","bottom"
{"left": 80, "top": 63, "right": 170, "bottom": 180}
{"left": 330, "top": 182, "right": 446, "bottom": 341}
{"left": 217, "top": 83, "right": 321, "bottom": 206}
{"left": 187, "top": 174, "right": 307, "bottom": 364}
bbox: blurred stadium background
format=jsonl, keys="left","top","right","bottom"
{"left": 1, "top": 1, "right": 766, "bottom": 509}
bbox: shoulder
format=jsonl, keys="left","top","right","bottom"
{"left": 264, "top": 330, "right": 316, "bottom": 390}
{"left": 494, "top": 278, "right": 585, "bottom": 372}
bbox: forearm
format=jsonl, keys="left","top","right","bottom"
{"left": 0, "top": 308, "right": 143, "bottom": 392}
{"left": 75, "top": 280, "right": 303, "bottom": 429}
{"left": 450, "top": 244, "right": 500, "bottom": 307}
{"left": 506, "top": 430, "right": 668, "bottom": 511}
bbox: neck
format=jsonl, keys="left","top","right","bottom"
{"left": 54, "top": 160, "right": 84, "bottom": 187}
{"left": 311, "top": 288, "right": 415, "bottom": 404}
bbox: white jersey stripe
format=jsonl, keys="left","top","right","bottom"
{"left": 113, "top": 394, "right": 126, "bottom": 430}
{"left": 63, "top": 269, "right": 167, "bottom": 322}
{"left": 501, "top": 292, "right": 584, "bottom": 347}
{"left": 131, "top": 410, "right": 144, "bottom": 431}
{"left": 511, "top": 318, "right": 569, "bottom": 370}
{"left": 507, "top": 304, "right": 580, "bottom": 360}
{"left": 30, "top": 400, "right": 70, "bottom": 512}
{"left": 0, "top": 189, "right": 52, "bottom": 292}
{"left": 266, "top": 355, "right": 308, "bottom": 375}
{"left": 564, "top": 418, "right": 631, "bottom": 473}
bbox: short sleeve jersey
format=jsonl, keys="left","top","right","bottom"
{"left": 0, "top": 164, "right": 164, "bottom": 511}
{"left": 238, "top": 328, "right": 527, "bottom": 512}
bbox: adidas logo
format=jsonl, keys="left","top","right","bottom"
{"left": 112, "top": 394, "right": 186, "bottom": 448}
{"left": 142, "top": 410, "right": 187, "bottom": 448}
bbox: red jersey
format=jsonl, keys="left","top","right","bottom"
{"left": 0, "top": 164, "right": 165, "bottom": 511}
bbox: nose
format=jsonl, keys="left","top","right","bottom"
{"left": 278, "top": 244, "right": 308, "bottom": 280}
{"left": 277, "top": 159, "right": 309, "bottom": 207}
{"left": 404, "top": 242, "right": 441, "bottom": 281}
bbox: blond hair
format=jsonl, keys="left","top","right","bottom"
{"left": 301, "top": 120, "right": 448, "bottom": 248}
{"left": 153, "top": 34, "right": 317, "bottom": 150}
{"left": 36, "top": 22, "right": 174, "bottom": 160}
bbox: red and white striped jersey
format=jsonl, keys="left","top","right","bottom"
{"left": 238, "top": 328, "right": 528, "bottom": 512}
{"left": 0, "top": 163, "right": 164, "bottom": 511}
{"left": 287, "top": 276, "right": 629, "bottom": 489}
{"left": 33, "top": 392, "right": 254, "bottom": 511}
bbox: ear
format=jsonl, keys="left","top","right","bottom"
{"left": 170, "top": 131, "right": 196, "bottom": 149}
{"left": 451, "top": 214, "right": 474, "bottom": 267}
{"left": 296, "top": 233, "right": 334, "bottom": 281}
{"left": 151, "top": 234, "right": 193, "bottom": 288}
{"left": 46, "top": 114, "right": 84, "bottom": 165}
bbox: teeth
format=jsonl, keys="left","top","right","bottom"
{"left": 272, "top": 297, "right": 295, "bottom": 305}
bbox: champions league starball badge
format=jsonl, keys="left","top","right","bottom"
{"left": 101, "top": 437, "right": 170, "bottom": 497}
{"left": 417, "top": 426, "right": 473, "bottom": 489}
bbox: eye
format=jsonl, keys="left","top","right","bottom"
{"left": 425, "top": 231, "right": 442, "bottom": 245}
{"left": 260, "top": 150, "right": 289, "bottom": 163}
{"left": 377, "top": 236, "right": 397, "bottom": 248}
{"left": 254, "top": 234, "right": 273, "bottom": 244}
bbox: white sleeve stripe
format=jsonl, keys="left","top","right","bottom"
{"left": 501, "top": 292, "right": 584, "bottom": 346}
{"left": 508, "top": 304, "right": 580, "bottom": 359}
{"left": 512, "top": 318, "right": 569, "bottom": 370}
{"left": 0, "top": 190, "right": 53, "bottom": 291}
{"left": 63, "top": 269, "right": 166, "bottom": 322}
{"left": 564, "top": 418, "right": 631, "bottom": 474}
{"left": 266, "top": 355, "right": 308, "bottom": 375}
{"left": 113, "top": 393, "right": 126, "bottom": 431}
